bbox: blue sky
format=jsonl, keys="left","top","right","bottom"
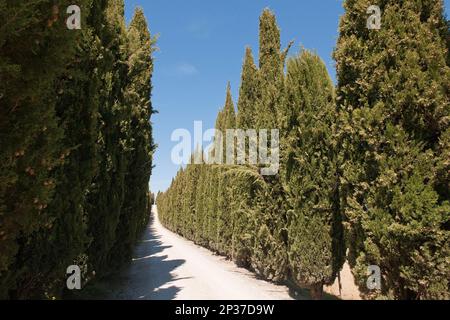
{"left": 124, "top": 0, "right": 450, "bottom": 193}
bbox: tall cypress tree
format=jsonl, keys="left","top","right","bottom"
{"left": 110, "top": 7, "right": 156, "bottom": 270}
{"left": 0, "top": 0, "right": 156, "bottom": 298}
{"left": 335, "top": 0, "right": 450, "bottom": 299}
{"left": 16, "top": 0, "right": 106, "bottom": 298}
{"left": 231, "top": 47, "right": 261, "bottom": 267}
{"left": 256, "top": 9, "right": 284, "bottom": 130}
{"left": 215, "top": 85, "right": 236, "bottom": 255}
{"left": 194, "top": 162, "right": 207, "bottom": 246}
{"left": 86, "top": 0, "right": 130, "bottom": 276}
{"left": 206, "top": 165, "right": 220, "bottom": 249}
{"left": 283, "top": 50, "right": 345, "bottom": 299}
{"left": 237, "top": 48, "right": 259, "bottom": 130}
{"left": 223, "top": 83, "right": 236, "bottom": 130}
{"left": 0, "top": 0, "right": 90, "bottom": 298}
{"left": 250, "top": 8, "right": 289, "bottom": 283}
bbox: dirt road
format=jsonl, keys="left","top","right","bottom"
{"left": 100, "top": 206, "right": 296, "bottom": 300}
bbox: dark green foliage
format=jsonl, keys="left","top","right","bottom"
{"left": 237, "top": 48, "right": 259, "bottom": 130}
{"left": 256, "top": 9, "right": 285, "bottom": 130}
{"left": 249, "top": 9, "right": 289, "bottom": 282}
{"left": 283, "top": 50, "right": 345, "bottom": 299}
{"left": 0, "top": 0, "right": 90, "bottom": 298}
{"left": 335, "top": 0, "right": 450, "bottom": 299}
{"left": 14, "top": 1, "right": 105, "bottom": 298}
{"left": 86, "top": 0, "right": 130, "bottom": 276}
{"left": 223, "top": 83, "right": 236, "bottom": 130}
{"left": 109, "top": 7, "right": 156, "bottom": 271}
{"left": 250, "top": 176, "right": 289, "bottom": 282}
{"left": 231, "top": 47, "right": 261, "bottom": 268}
{"left": 216, "top": 85, "right": 236, "bottom": 256}
{"left": 0, "top": 0, "right": 155, "bottom": 299}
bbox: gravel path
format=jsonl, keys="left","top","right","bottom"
{"left": 101, "top": 206, "right": 297, "bottom": 300}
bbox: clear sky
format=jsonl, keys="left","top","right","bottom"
{"left": 124, "top": 0, "right": 450, "bottom": 193}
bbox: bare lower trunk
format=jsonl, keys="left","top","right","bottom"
{"left": 310, "top": 282, "right": 324, "bottom": 300}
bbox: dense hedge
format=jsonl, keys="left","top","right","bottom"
{"left": 0, "top": 0, "right": 155, "bottom": 299}
{"left": 334, "top": 0, "right": 449, "bottom": 299}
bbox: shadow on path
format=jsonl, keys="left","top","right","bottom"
{"left": 82, "top": 215, "right": 187, "bottom": 300}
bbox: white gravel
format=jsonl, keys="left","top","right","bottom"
{"left": 103, "top": 205, "right": 296, "bottom": 300}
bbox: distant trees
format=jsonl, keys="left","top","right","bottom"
{"left": 334, "top": 0, "right": 449, "bottom": 299}
{"left": 0, "top": 1, "right": 155, "bottom": 299}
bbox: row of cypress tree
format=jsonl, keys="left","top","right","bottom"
{"left": 0, "top": 0, "right": 155, "bottom": 299}
{"left": 157, "top": 1, "right": 449, "bottom": 300}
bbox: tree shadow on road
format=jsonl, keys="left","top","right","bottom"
{"left": 77, "top": 216, "right": 188, "bottom": 300}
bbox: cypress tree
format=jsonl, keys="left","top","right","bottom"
{"left": 206, "top": 165, "right": 220, "bottom": 249}
{"left": 16, "top": 0, "right": 106, "bottom": 298}
{"left": 110, "top": 7, "right": 156, "bottom": 270}
{"left": 335, "top": 0, "right": 450, "bottom": 299}
{"left": 256, "top": 9, "right": 284, "bottom": 130}
{"left": 214, "top": 86, "right": 236, "bottom": 255}
{"left": 85, "top": 0, "right": 130, "bottom": 276}
{"left": 194, "top": 162, "right": 207, "bottom": 245}
{"left": 237, "top": 48, "right": 259, "bottom": 129}
{"left": 0, "top": 0, "right": 90, "bottom": 298}
{"left": 0, "top": 0, "right": 155, "bottom": 298}
{"left": 250, "top": 8, "right": 289, "bottom": 282}
{"left": 283, "top": 50, "right": 345, "bottom": 299}
{"left": 186, "top": 151, "right": 202, "bottom": 239}
{"left": 222, "top": 83, "right": 236, "bottom": 130}
{"left": 227, "top": 168, "right": 261, "bottom": 268}
{"left": 229, "top": 48, "right": 261, "bottom": 267}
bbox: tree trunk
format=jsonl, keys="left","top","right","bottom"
{"left": 310, "top": 282, "right": 324, "bottom": 300}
